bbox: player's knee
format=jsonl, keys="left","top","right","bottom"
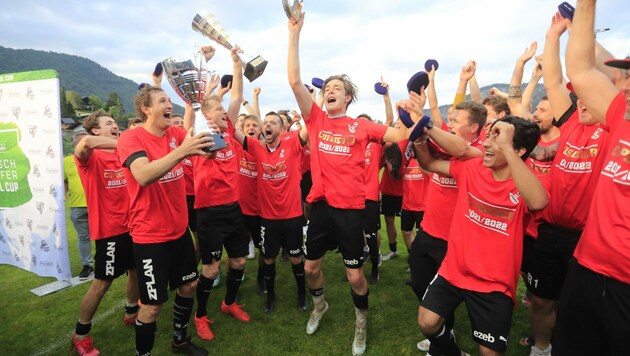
{"left": 418, "top": 307, "right": 442, "bottom": 335}
{"left": 530, "top": 294, "right": 555, "bottom": 313}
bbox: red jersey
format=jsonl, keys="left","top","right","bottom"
{"left": 421, "top": 137, "right": 483, "bottom": 240}
{"left": 245, "top": 134, "right": 303, "bottom": 219}
{"left": 300, "top": 143, "right": 311, "bottom": 175}
{"left": 76, "top": 149, "right": 129, "bottom": 240}
{"left": 364, "top": 142, "right": 382, "bottom": 202}
{"left": 574, "top": 92, "right": 630, "bottom": 284}
{"left": 304, "top": 103, "right": 388, "bottom": 209}
{"left": 237, "top": 146, "right": 259, "bottom": 216}
{"left": 439, "top": 158, "right": 535, "bottom": 304}
{"left": 182, "top": 157, "right": 194, "bottom": 196}
{"left": 117, "top": 126, "right": 188, "bottom": 243}
{"left": 541, "top": 111, "right": 610, "bottom": 230}
{"left": 401, "top": 139, "right": 429, "bottom": 212}
{"left": 192, "top": 120, "right": 239, "bottom": 208}
{"left": 379, "top": 144, "right": 404, "bottom": 196}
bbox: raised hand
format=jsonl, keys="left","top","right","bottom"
{"left": 460, "top": 60, "right": 477, "bottom": 82}
{"left": 517, "top": 41, "right": 538, "bottom": 64}
{"left": 547, "top": 12, "right": 568, "bottom": 39}
{"left": 200, "top": 45, "right": 216, "bottom": 62}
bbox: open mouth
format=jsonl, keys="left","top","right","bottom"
{"left": 164, "top": 112, "right": 172, "bottom": 119}
{"left": 326, "top": 96, "right": 336, "bottom": 104}
{"left": 247, "top": 129, "right": 256, "bottom": 136}
{"left": 265, "top": 128, "right": 273, "bottom": 136}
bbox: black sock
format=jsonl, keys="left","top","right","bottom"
{"left": 427, "top": 324, "right": 460, "bottom": 356}
{"left": 264, "top": 263, "right": 276, "bottom": 297}
{"left": 350, "top": 288, "right": 369, "bottom": 310}
{"left": 173, "top": 294, "right": 193, "bottom": 343}
{"left": 75, "top": 321, "right": 91, "bottom": 336}
{"left": 292, "top": 261, "right": 306, "bottom": 296}
{"left": 257, "top": 263, "right": 264, "bottom": 285}
{"left": 389, "top": 242, "right": 397, "bottom": 253}
{"left": 126, "top": 304, "right": 139, "bottom": 315}
{"left": 366, "top": 233, "right": 379, "bottom": 267}
{"left": 135, "top": 319, "right": 156, "bottom": 356}
{"left": 224, "top": 268, "right": 244, "bottom": 305}
{"left": 195, "top": 275, "right": 214, "bottom": 318}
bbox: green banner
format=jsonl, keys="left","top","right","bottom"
{"left": 0, "top": 69, "right": 58, "bottom": 84}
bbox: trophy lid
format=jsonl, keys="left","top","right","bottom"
{"left": 374, "top": 82, "right": 387, "bottom": 95}
{"left": 311, "top": 77, "right": 324, "bottom": 89}
{"left": 397, "top": 107, "right": 414, "bottom": 128}
{"left": 221, "top": 74, "right": 233, "bottom": 88}
{"left": 557, "top": 2, "right": 574, "bottom": 20}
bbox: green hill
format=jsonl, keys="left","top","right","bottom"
{"left": 0, "top": 45, "right": 142, "bottom": 113}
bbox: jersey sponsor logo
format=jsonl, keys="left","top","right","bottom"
{"left": 104, "top": 169, "right": 127, "bottom": 188}
{"left": 105, "top": 241, "right": 116, "bottom": 276}
{"left": 142, "top": 259, "right": 158, "bottom": 300}
{"left": 431, "top": 173, "right": 457, "bottom": 188}
{"left": 159, "top": 166, "right": 184, "bottom": 184}
{"left": 466, "top": 193, "right": 516, "bottom": 236}
{"left": 215, "top": 149, "right": 235, "bottom": 161}
{"left": 182, "top": 271, "right": 197, "bottom": 281}
{"left": 601, "top": 140, "right": 630, "bottom": 185}
{"left": 261, "top": 161, "right": 288, "bottom": 180}
{"left": 509, "top": 192, "right": 520, "bottom": 205}
{"left": 473, "top": 330, "right": 495, "bottom": 343}
{"left": 318, "top": 131, "right": 356, "bottom": 146}
{"left": 169, "top": 137, "right": 177, "bottom": 149}
{"left": 239, "top": 158, "right": 257, "bottom": 178}
{"left": 403, "top": 166, "right": 424, "bottom": 181}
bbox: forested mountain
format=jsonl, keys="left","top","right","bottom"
{"left": 0, "top": 45, "right": 141, "bottom": 113}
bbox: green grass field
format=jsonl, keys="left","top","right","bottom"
{"left": 0, "top": 212, "right": 532, "bottom": 355}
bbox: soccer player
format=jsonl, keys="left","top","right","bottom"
{"left": 234, "top": 111, "right": 309, "bottom": 313}
{"left": 287, "top": 13, "right": 403, "bottom": 356}
{"left": 190, "top": 46, "right": 252, "bottom": 341}
{"left": 554, "top": 0, "right": 630, "bottom": 353}
{"left": 70, "top": 111, "right": 139, "bottom": 356}
{"left": 117, "top": 85, "right": 215, "bottom": 356}
{"left": 414, "top": 116, "right": 547, "bottom": 356}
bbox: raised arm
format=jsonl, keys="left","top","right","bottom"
{"left": 492, "top": 121, "right": 548, "bottom": 211}
{"left": 543, "top": 12, "right": 573, "bottom": 120}
{"left": 74, "top": 136, "right": 118, "bottom": 164}
{"left": 413, "top": 135, "right": 452, "bottom": 177}
{"left": 226, "top": 47, "right": 244, "bottom": 125}
{"left": 565, "top": 0, "right": 618, "bottom": 123}
{"left": 452, "top": 60, "right": 476, "bottom": 109}
{"left": 287, "top": 14, "right": 315, "bottom": 118}
{"left": 426, "top": 65, "right": 445, "bottom": 129}
{"left": 523, "top": 55, "right": 543, "bottom": 113}
{"left": 507, "top": 42, "right": 538, "bottom": 119}
{"left": 251, "top": 87, "right": 262, "bottom": 119}
{"left": 380, "top": 79, "right": 394, "bottom": 127}
{"left": 128, "top": 129, "right": 214, "bottom": 187}
{"left": 470, "top": 72, "right": 482, "bottom": 103}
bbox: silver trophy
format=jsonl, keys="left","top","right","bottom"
{"left": 192, "top": 10, "right": 267, "bottom": 82}
{"left": 282, "top": 0, "right": 303, "bottom": 21}
{"left": 162, "top": 50, "right": 227, "bottom": 152}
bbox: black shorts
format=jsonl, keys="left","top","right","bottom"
{"left": 94, "top": 232, "right": 135, "bottom": 280}
{"left": 525, "top": 222, "right": 581, "bottom": 299}
{"left": 554, "top": 259, "right": 630, "bottom": 356}
{"left": 186, "top": 195, "right": 197, "bottom": 232}
{"left": 260, "top": 216, "right": 304, "bottom": 259}
{"left": 422, "top": 275, "right": 513, "bottom": 353}
{"left": 380, "top": 194, "right": 402, "bottom": 216}
{"left": 520, "top": 234, "right": 536, "bottom": 275}
{"left": 409, "top": 227, "right": 447, "bottom": 301}
{"left": 243, "top": 214, "right": 262, "bottom": 248}
{"left": 362, "top": 200, "right": 381, "bottom": 234}
{"left": 305, "top": 201, "right": 364, "bottom": 268}
{"left": 196, "top": 203, "right": 250, "bottom": 263}
{"left": 133, "top": 231, "right": 198, "bottom": 305}
{"left": 400, "top": 209, "right": 423, "bottom": 232}
{"left": 300, "top": 170, "right": 312, "bottom": 202}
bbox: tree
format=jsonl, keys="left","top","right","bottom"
{"left": 59, "top": 86, "right": 77, "bottom": 119}
{"left": 105, "top": 92, "right": 123, "bottom": 111}
{"left": 66, "top": 90, "right": 83, "bottom": 110}
{"left": 87, "top": 95, "right": 103, "bottom": 110}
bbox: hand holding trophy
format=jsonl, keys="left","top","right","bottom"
{"left": 282, "top": 0, "right": 303, "bottom": 21}
{"left": 192, "top": 11, "right": 267, "bottom": 82}
{"left": 162, "top": 46, "right": 227, "bottom": 152}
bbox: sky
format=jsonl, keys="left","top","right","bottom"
{"left": 1, "top": 0, "right": 628, "bottom": 119}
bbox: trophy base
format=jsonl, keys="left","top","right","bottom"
{"left": 244, "top": 56, "right": 268, "bottom": 82}
{"left": 204, "top": 132, "right": 228, "bottom": 152}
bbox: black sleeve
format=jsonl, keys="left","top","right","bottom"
{"left": 553, "top": 102, "right": 577, "bottom": 128}
{"left": 123, "top": 151, "right": 148, "bottom": 168}
{"left": 242, "top": 137, "right": 249, "bottom": 151}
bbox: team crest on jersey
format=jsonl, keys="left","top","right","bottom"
{"left": 280, "top": 149, "right": 285, "bottom": 158}
{"left": 170, "top": 137, "right": 177, "bottom": 149}
{"left": 591, "top": 128, "right": 603, "bottom": 140}
{"left": 509, "top": 192, "right": 521, "bottom": 205}
{"left": 348, "top": 122, "right": 358, "bottom": 133}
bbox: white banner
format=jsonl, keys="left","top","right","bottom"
{"left": 0, "top": 70, "right": 72, "bottom": 281}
